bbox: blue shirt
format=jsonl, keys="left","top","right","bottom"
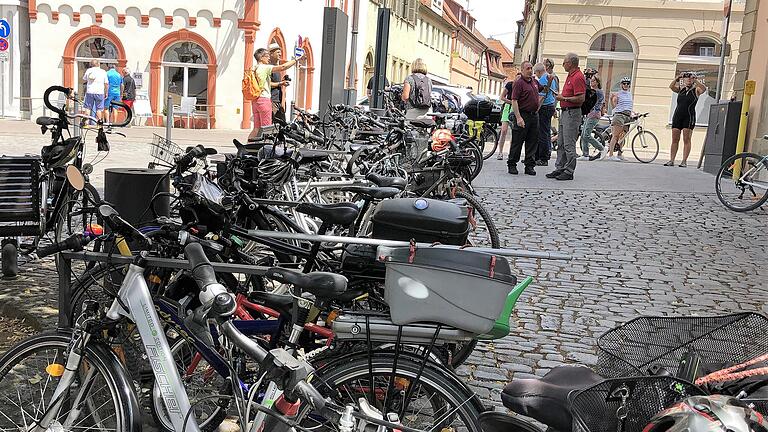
{"left": 538, "top": 73, "right": 558, "bottom": 106}
{"left": 107, "top": 68, "right": 123, "bottom": 95}
{"left": 588, "top": 89, "right": 605, "bottom": 119}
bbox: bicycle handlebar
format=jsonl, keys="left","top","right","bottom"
{"left": 43, "top": 85, "right": 71, "bottom": 117}
{"left": 36, "top": 234, "right": 90, "bottom": 258}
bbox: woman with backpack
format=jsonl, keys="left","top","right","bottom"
{"left": 246, "top": 48, "right": 302, "bottom": 141}
{"left": 578, "top": 75, "right": 606, "bottom": 161}
{"left": 401, "top": 58, "right": 433, "bottom": 120}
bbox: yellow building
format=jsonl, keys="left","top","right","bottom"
{"left": 414, "top": 0, "right": 455, "bottom": 85}
{"left": 733, "top": 0, "right": 767, "bottom": 154}
{"left": 363, "top": 0, "right": 419, "bottom": 87}
{"left": 519, "top": 0, "right": 746, "bottom": 154}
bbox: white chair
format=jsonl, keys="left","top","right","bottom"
{"left": 173, "top": 96, "right": 211, "bottom": 129}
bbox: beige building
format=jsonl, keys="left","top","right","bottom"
{"left": 363, "top": 0, "right": 419, "bottom": 87}
{"left": 519, "top": 0, "right": 746, "bottom": 154}
{"left": 414, "top": 0, "right": 455, "bottom": 85}
{"left": 733, "top": 0, "right": 767, "bottom": 154}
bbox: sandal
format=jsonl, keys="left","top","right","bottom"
{"left": 663, "top": 161, "right": 675, "bottom": 167}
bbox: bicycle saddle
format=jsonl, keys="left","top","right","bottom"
{"left": 296, "top": 202, "right": 360, "bottom": 227}
{"left": 36, "top": 116, "right": 59, "bottom": 126}
{"left": 366, "top": 173, "right": 406, "bottom": 190}
{"left": 501, "top": 365, "right": 603, "bottom": 432}
{"left": 296, "top": 149, "right": 330, "bottom": 164}
{"left": 409, "top": 118, "right": 436, "bottom": 129}
{"left": 339, "top": 186, "right": 400, "bottom": 200}
{"left": 264, "top": 268, "right": 348, "bottom": 299}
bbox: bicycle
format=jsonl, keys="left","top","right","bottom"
{"left": 597, "top": 112, "right": 659, "bottom": 163}
{"left": 714, "top": 135, "right": 768, "bottom": 212}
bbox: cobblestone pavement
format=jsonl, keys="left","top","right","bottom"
{"left": 2, "top": 119, "right": 768, "bottom": 414}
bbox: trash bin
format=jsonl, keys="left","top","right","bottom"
{"left": 104, "top": 168, "right": 170, "bottom": 227}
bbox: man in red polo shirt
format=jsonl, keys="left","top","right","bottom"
{"left": 546, "top": 52, "right": 586, "bottom": 181}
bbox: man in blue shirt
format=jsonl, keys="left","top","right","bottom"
{"left": 534, "top": 62, "right": 558, "bottom": 166}
{"left": 105, "top": 65, "right": 123, "bottom": 124}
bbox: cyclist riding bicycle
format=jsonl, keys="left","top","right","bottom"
{"left": 603, "top": 76, "right": 634, "bottom": 161}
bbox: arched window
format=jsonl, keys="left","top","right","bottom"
{"left": 586, "top": 31, "right": 636, "bottom": 109}
{"left": 670, "top": 35, "right": 723, "bottom": 126}
{"left": 163, "top": 41, "right": 210, "bottom": 111}
{"left": 295, "top": 39, "right": 315, "bottom": 110}
{"left": 363, "top": 52, "right": 374, "bottom": 92}
{"left": 75, "top": 37, "right": 119, "bottom": 97}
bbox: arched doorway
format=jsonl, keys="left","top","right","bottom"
{"left": 149, "top": 30, "right": 217, "bottom": 127}
{"left": 62, "top": 26, "right": 126, "bottom": 91}
{"left": 363, "top": 52, "right": 374, "bottom": 94}
{"left": 295, "top": 39, "right": 315, "bottom": 110}
{"left": 586, "top": 30, "right": 636, "bottom": 110}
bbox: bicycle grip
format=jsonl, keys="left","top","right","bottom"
{"left": 36, "top": 234, "right": 88, "bottom": 258}
{"left": 185, "top": 242, "right": 217, "bottom": 290}
{"left": 43, "top": 86, "right": 71, "bottom": 117}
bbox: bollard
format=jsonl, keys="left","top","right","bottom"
{"left": 165, "top": 95, "right": 173, "bottom": 143}
{"left": 732, "top": 80, "right": 755, "bottom": 180}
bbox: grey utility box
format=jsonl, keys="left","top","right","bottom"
{"left": 703, "top": 101, "right": 741, "bottom": 175}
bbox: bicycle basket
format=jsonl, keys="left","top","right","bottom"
{"left": 148, "top": 134, "right": 183, "bottom": 167}
{"left": 596, "top": 313, "right": 768, "bottom": 379}
{"left": 569, "top": 376, "right": 705, "bottom": 432}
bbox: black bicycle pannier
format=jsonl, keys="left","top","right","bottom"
{"left": 463, "top": 98, "right": 494, "bottom": 121}
{"left": 371, "top": 198, "right": 469, "bottom": 245}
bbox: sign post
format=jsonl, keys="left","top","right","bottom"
{"left": 0, "top": 19, "right": 10, "bottom": 119}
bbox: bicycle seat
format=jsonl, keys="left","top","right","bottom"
{"left": 264, "top": 268, "right": 348, "bottom": 299}
{"left": 501, "top": 365, "right": 603, "bottom": 432}
{"left": 430, "top": 113, "right": 447, "bottom": 119}
{"left": 409, "top": 118, "right": 436, "bottom": 129}
{"left": 36, "top": 116, "right": 59, "bottom": 126}
{"left": 339, "top": 186, "right": 400, "bottom": 200}
{"left": 349, "top": 143, "right": 379, "bottom": 152}
{"left": 355, "top": 129, "right": 388, "bottom": 137}
{"left": 297, "top": 149, "right": 330, "bottom": 164}
{"left": 296, "top": 202, "right": 360, "bottom": 227}
{"left": 249, "top": 291, "right": 294, "bottom": 310}
{"left": 366, "top": 173, "right": 406, "bottom": 190}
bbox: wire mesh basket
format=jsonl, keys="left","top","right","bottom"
{"left": 569, "top": 376, "right": 705, "bottom": 432}
{"left": 148, "top": 134, "right": 182, "bottom": 168}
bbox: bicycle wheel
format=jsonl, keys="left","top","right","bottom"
{"left": 0, "top": 331, "right": 139, "bottom": 432}
{"left": 630, "top": 130, "right": 660, "bottom": 163}
{"left": 453, "top": 189, "right": 500, "bottom": 249}
{"left": 466, "top": 146, "right": 484, "bottom": 181}
{"left": 150, "top": 337, "right": 231, "bottom": 432}
{"left": 480, "top": 127, "right": 499, "bottom": 160}
{"left": 303, "top": 353, "right": 484, "bottom": 432}
{"left": 715, "top": 152, "right": 768, "bottom": 212}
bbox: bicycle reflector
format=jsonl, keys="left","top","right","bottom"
{"left": 431, "top": 129, "right": 454, "bottom": 152}
{"left": 86, "top": 224, "right": 104, "bottom": 237}
{"left": 46, "top": 363, "right": 65, "bottom": 377}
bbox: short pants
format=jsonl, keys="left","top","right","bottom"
{"left": 251, "top": 97, "right": 273, "bottom": 128}
{"left": 502, "top": 104, "right": 512, "bottom": 122}
{"left": 84, "top": 93, "right": 105, "bottom": 112}
{"left": 611, "top": 111, "right": 633, "bottom": 127}
{"left": 105, "top": 92, "right": 122, "bottom": 110}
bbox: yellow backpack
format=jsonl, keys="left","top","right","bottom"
{"left": 242, "top": 67, "right": 263, "bottom": 101}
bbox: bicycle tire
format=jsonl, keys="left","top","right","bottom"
{"left": 0, "top": 331, "right": 139, "bottom": 432}
{"left": 453, "top": 189, "right": 500, "bottom": 249}
{"left": 715, "top": 152, "right": 768, "bottom": 212}
{"left": 481, "top": 127, "right": 499, "bottom": 160}
{"left": 304, "top": 352, "right": 484, "bottom": 432}
{"left": 630, "top": 130, "right": 660, "bottom": 163}
{"left": 467, "top": 146, "right": 484, "bottom": 181}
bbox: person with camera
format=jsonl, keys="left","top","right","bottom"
{"left": 247, "top": 47, "right": 302, "bottom": 141}
{"left": 269, "top": 44, "right": 290, "bottom": 124}
{"left": 667, "top": 71, "right": 706, "bottom": 167}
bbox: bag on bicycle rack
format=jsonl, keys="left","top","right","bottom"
{"left": 377, "top": 245, "right": 516, "bottom": 334}
{"left": 463, "top": 99, "right": 494, "bottom": 121}
{"left": 371, "top": 198, "right": 470, "bottom": 245}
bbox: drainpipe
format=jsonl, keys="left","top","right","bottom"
{"left": 346, "top": 0, "right": 361, "bottom": 105}
{"left": 531, "top": 0, "right": 543, "bottom": 61}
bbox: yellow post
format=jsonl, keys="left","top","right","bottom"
{"left": 733, "top": 80, "right": 756, "bottom": 180}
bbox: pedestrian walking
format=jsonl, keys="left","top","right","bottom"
{"left": 547, "top": 53, "right": 586, "bottom": 181}
{"left": 667, "top": 72, "right": 706, "bottom": 167}
{"left": 82, "top": 59, "right": 108, "bottom": 123}
{"left": 366, "top": 75, "right": 390, "bottom": 97}
{"left": 578, "top": 75, "right": 606, "bottom": 160}
{"left": 536, "top": 58, "right": 560, "bottom": 165}
{"left": 401, "top": 58, "right": 433, "bottom": 120}
{"left": 247, "top": 47, "right": 302, "bottom": 141}
{"left": 121, "top": 68, "right": 136, "bottom": 126}
{"left": 507, "top": 61, "right": 543, "bottom": 176}
{"left": 497, "top": 72, "right": 521, "bottom": 160}
{"left": 604, "top": 76, "right": 634, "bottom": 161}
{"left": 535, "top": 62, "right": 557, "bottom": 166}
{"left": 268, "top": 44, "right": 288, "bottom": 124}
{"left": 106, "top": 64, "right": 123, "bottom": 124}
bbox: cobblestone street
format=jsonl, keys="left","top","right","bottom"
{"left": 1, "top": 121, "right": 768, "bottom": 411}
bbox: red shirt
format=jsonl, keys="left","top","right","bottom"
{"left": 560, "top": 68, "right": 586, "bottom": 108}
{"left": 511, "top": 76, "right": 543, "bottom": 113}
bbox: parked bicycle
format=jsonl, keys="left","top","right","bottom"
{"left": 595, "top": 112, "right": 660, "bottom": 163}
{"left": 715, "top": 135, "right": 768, "bottom": 212}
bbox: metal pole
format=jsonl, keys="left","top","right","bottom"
{"left": 371, "top": 8, "right": 390, "bottom": 110}
{"left": 72, "top": 92, "right": 81, "bottom": 138}
{"left": 165, "top": 94, "right": 173, "bottom": 142}
{"left": 346, "top": 0, "right": 361, "bottom": 105}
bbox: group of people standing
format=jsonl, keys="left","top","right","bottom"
{"left": 496, "top": 53, "right": 707, "bottom": 178}
{"left": 81, "top": 59, "right": 136, "bottom": 125}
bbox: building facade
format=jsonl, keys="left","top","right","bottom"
{"left": 363, "top": 0, "right": 419, "bottom": 88}
{"left": 733, "top": 0, "right": 767, "bottom": 154}
{"left": 487, "top": 38, "right": 517, "bottom": 81}
{"left": 414, "top": 0, "right": 454, "bottom": 85}
{"left": 11, "top": 0, "right": 360, "bottom": 129}
{"left": 0, "top": 0, "right": 31, "bottom": 119}
{"left": 443, "top": 0, "right": 486, "bottom": 91}
{"left": 518, "top": 0, "right": 746, "bottom": 152}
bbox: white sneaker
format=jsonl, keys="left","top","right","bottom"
{"left": 496, "top": 152, "right": 504, "bottom": 160}
{"left": 577, "top": 156, "right": 590, "bottom": 161}
{"left": 610, "top": 155, "right": 622, "bottom": 161}
{"left": 617, "top": 153, "right": 626, "bottom": 161}
{"left": 599, "top": 152, "right": 609, "bottom": 161}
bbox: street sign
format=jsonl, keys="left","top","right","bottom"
{"left": 0, "top": 19, "right": 9, "bottom": 39}
{"left": 0, "top": 52, "right": 8, "bottom": 62}
{"left": 294, "top": 46, "right": 305, "bottom": 59}
{"left": 0, "top": 38, "right": 8, "bottom": 52}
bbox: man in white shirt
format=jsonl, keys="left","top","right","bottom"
{"left": 82, "top": 59, "right": 108, "bottom": 123}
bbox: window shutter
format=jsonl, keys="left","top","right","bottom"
{"left": 407, "top": 0, "right": 418, "bottom": 24}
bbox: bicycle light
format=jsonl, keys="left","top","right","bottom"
{"left": 413, "top": 199, "right": 429, "bottom": 210}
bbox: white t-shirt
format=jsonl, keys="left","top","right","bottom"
{"left": 83, "top": 67, "right": 108, "bottom": 95}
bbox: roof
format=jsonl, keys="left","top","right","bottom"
{"left": 487, "top": 39, "right": 514, "bottom": 64}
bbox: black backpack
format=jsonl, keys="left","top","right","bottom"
{"left": 410, "top": 73, "right": 433, "bottom": 109}
{"left": 581, "top": 88, "right": 597, "bottom": 116}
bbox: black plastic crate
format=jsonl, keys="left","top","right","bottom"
{"left": 0, "top": 156, "right": 43, "bottom": 236}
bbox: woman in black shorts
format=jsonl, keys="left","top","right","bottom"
{"left": 667, "top": 72, "right": 706, "bottom": 167}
